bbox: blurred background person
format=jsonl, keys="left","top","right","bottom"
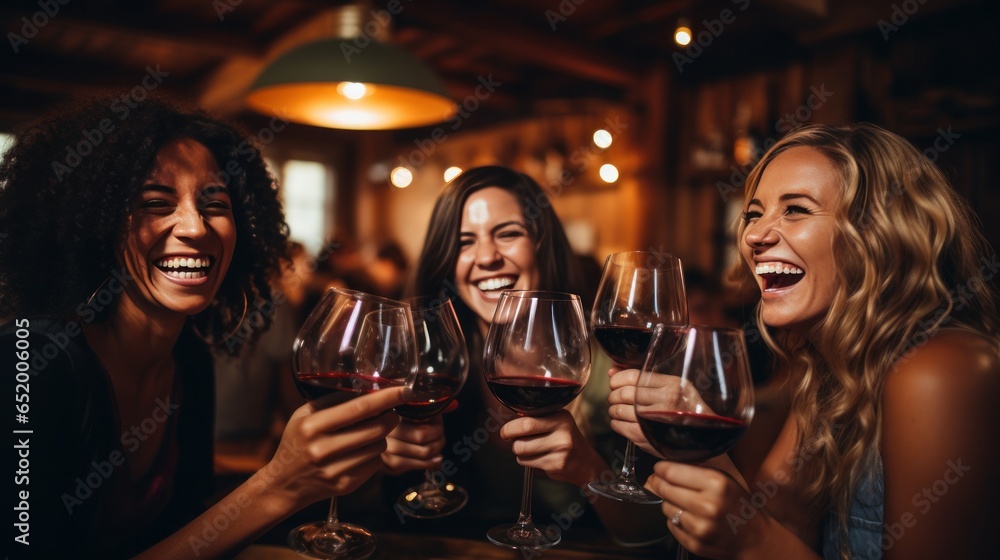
{"left": 213, "top": 241, "right": 310, "bottom": 484}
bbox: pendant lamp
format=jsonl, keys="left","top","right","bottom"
{"left": 245, "top": 7, "right": 456, "bottom": 130}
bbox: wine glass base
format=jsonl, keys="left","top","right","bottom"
{"left": 396, "top": 484, "right": 469, "bottom": 519}
{"left": 587, "top": 480, "right": 663, "bottom": 505}
{"left": 288, "top": 521, "right": 376, "bottom": 559}
{"left": 487, "top": 522, "right": 561, "bottom": 550}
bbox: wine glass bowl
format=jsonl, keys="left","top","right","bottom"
{"left": 289, "top": 287, "right": 416, "bottom": 560}
{"left": 588, "top": 251, "right": 687, "bottom": 504}
{"left": 482, "top": 290, "right": 591, "bottom": 550}
{"left": 394, "top": 296, "right": 470, "bottom": 519}
{"left": 292, "top": 290, "right": 415, "bottom": 401}
{"left": 634, "top": 324, "right": 755, "bottom": 464}
{"left": 636, "top": 324, "right": 754, "bottom": 560}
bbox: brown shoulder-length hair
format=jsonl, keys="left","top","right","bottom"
{"left": 412, "top": 165, "right": 582, "bottom": 351}
{"left": 728, "top": 122, "right": 999, "bottom": 556}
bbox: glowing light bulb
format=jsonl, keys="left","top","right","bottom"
{"left": 593, "top": 129, "right": 613, "bottom": 148}
{"left": 390, "top": 166, "right": 413, "bottom": 188}
{"left": 674, "top": 26, "right": 692, "bottom": 46}
{"left": 443, "top": 166, "right": 463, "bottom": 182}
{"left": 337, "top": 82, "right": 367, "bottom": 100}
{"left": 599, "top": 163, "right": 619, "bottom": 183}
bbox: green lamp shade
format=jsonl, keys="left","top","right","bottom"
{"left": 246, "top": 39, "right": 457, "bottom": 130}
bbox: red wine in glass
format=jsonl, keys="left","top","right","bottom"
{"left": 288, "top": 287, "right": 417, "bottom": 560}
{"left": 589, "top": 251, "right": 688, "bottom": 505}
{"left": 482, "top": 290, "right": 591, "bottom": 550}
{"left": 394, "top": 372, "right": 461, "bottom": 421}
{"left": 487, "top": 376, "right": 583, "bottom": 416}
{"left": 635, "top": 324, "right": 755, "bottom": 560}
{"left": 295, "top": 372, "right": 404, "bottom": 401}
{"left": 394, "top": 297, "right": 470, "bottom": 519}
{"left": 637, "top": 411, "right": 748, "bottom": 464}
{"left": 593, "top": 325, "right": 655, "bottom": 367}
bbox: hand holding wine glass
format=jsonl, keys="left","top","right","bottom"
{"left": 482, "top": 290, "right": 591, "bottom": 550}
{"left": 392, "top": 297, "right": 470, "bottom": 519}
{"left": 589, "top": 251, "right": 687, "bottom": 504}
{"left": 636, "top": 324, "right": 755, "bottom": 560}
{"left": 288, "top": 287, "right": 417, "bottom": 560}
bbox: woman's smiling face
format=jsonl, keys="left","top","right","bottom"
{"left": 454, "top": 187, "right": 540, "bottom": 325}
{"left": 740, "top": 146, "right": 841, "bottom": 332}
{"left": 119, "top": 138, "right": 236, "bottom": 317}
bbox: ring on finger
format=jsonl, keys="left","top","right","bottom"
{"left": 671, "top": 509, "right": 683, "bottom": 528}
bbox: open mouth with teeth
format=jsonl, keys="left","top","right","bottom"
{"left": 755, "top": 263, "right": 804, "bottom": 290}
{"left": 476, "top": 275, "right": 517, "bottom": 293}
{"left": 155, "top": 256, "right": 214, "bottom": 280}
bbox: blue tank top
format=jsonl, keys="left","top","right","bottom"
{"left": 823, "top": 457, "right": 884, "bottom": 559}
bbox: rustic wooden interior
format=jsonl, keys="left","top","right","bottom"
{"left": 2, "top": 0, "right": 997, "bottom": 294}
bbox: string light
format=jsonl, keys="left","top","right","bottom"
{"left": 674, "top": 19, "right": 692, "bottom": 46}
{"left": 593, "top": 129, "right": 613, "bottom": 148}
{"left": 443, "top": 166, "right": 463, "bottom": 182}
{"left": 599, "top": 164, "right": 619, "bottom": 183}
{"left": 390, "top": 166, "right": 413, "bottom": 188}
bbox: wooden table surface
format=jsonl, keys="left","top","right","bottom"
{"left": 235, "top": 531, "right": 672, "bottom": 559}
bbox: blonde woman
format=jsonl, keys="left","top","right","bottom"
{"left": 609, "top": 123, "right": 1000, "bottom": 558}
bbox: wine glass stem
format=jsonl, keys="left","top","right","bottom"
{"left": 619, "top": 440, "right": 639, "bottom": 483}
{"left": 324, "top": 497, "right": 340, "bottom": 530}
{"left": 515, "top": 466, "right": 535, "bottom": 527}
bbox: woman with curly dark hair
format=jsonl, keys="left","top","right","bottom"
{"left": 1, "top": 95, "right": 411, "bottom": 558}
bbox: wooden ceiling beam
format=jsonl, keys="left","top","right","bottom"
{"left": 3, "top": 12, "right": 263, "bottom": 59}
{"left": 401, "top": 1, "right": 641, "bottom": 88}
{"left": 792, "top": 0, "right": 977, "bottom": 44}
{"left": 586, "top": 0, "right": 694, "bottom": 39}
{"left": 758, "top": 0, "right": 829, "bottom": 20}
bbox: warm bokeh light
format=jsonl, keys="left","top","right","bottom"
{"left": 593, "top": 129, "right": 613, "bottom": 148}
{"left": 390, "top": 166, "right": 413, "bottom": 188}
{"left": 674, "top": 26, "right": 692, "bottom": 46}
{"left": 337, "top": 81, "right": 368, "bottom": 100}
{"left": 443, "top": 166, "right": 463, "bottom": 182}
{"left": 246, "top": 83, "right": 457, "bottom": 130}
{"left": 599, "top": 163, "right": 619, "bottom": 183}
{"left": 367, "top": 161, "right": 389, "bottom": 182}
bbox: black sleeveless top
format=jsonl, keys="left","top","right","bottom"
{"left": 2, "top": 318, "right": 214, "bottom": 558}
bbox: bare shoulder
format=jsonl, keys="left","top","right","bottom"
{"left": 879, "top": 330, "right": 1000, "bottom": 558}
{"left": 885, "top": 329, "right": 1000, "bottom": 409}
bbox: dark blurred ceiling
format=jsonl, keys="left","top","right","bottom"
{"left": 0, "top": 0, "right": 991, "bottom": 130}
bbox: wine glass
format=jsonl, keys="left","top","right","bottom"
{"left": 482, "top": 290, "right": 591, "bottom": 549}
{"left": 589, "top": 251, "right": 688, "bottom": 504}
{"left": 635, "top": 324, "right": 755, "bottom": 560}
{"left": 394, "top": 296, "right": 470, "bottom": 518}
{"left": 289, "top": 287, "right": 417, "bottom": 560}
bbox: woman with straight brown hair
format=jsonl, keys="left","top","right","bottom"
{"left": 410, "top": 165, "right": 667, "bottom": 545}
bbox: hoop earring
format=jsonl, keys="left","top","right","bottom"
{"left": 83, "top": 276, "right": 115, "bottom": 314}
{"left": 228, "top": 290, "right": 250, "bottom": 338}
{"left": 191, "top": 290, "right": 250, "bottom": 343}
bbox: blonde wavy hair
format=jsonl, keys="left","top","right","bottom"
{"left": 728, "top": 123, "right": 1000, "bottom": 553}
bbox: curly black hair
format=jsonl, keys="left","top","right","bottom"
{"left": 0, "top": 94, "right": 289, "bottom": 349}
